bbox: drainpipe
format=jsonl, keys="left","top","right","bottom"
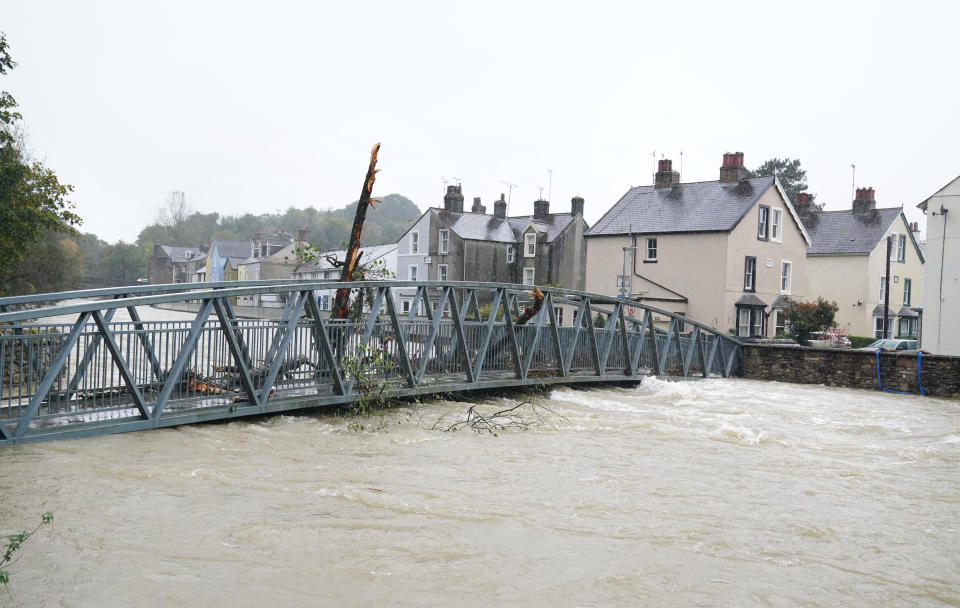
{"left": 884, "top": 235, "right": 892, "bottom": 339}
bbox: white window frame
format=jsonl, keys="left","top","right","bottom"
{"left": 903, "top": 278, "right": 912, "bottom": 306}
{"left": 774, "top": 310, "right": 786, "bottom": 336}
{"left": 437, "top": 264, "right": 448, "bottom": 282}
{"left": 409, "top": 265, "right": 418, "bottom": 281}
{"left": 758, "top": 206, "right": 770, "bottom": 240}
{"left": 401, "top": 299, "right": 411, "bottom": 314}
{"left": 897, "top": 234, "right": 906, "bottom": 263}
{"left": 744, "top": 257, "right": 756, "bottom": 292}
{"left": 438, "top": 229, "right": 449, "bottom": 254}
{"left": 523, "top": 267, "right": 535, "bottom": 285}
{"left": 506, "top": 245, "right": 515, "bottom": 263}
{"left": 874, "top": 317, "right": 890, "bottom": 339}
{"left": 780, "top": 260, "right": 792, "bottom": 294}
{"left": 410, "top": 231, "right": 419, "bottom": 255}
{"left": 645, "top": 238, "right": 657, "bottom": 262}
{"left": 524, "top": 232, "right": 536, "bottom": 257}
{"left": 771, "top": 208, "right": 783, "bottom": 242}
{"left": 738, "top": 309, "right": 750, "bottom": 337}
{"left": 553, "top": 306, "right": 564, "bottom": 327}
{"left": 879, "top": 275, "right": 886, "bottom": 302}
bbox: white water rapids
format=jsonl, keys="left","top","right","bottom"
{"left": 2, "top": 375, "right": 958, "bottom": 606}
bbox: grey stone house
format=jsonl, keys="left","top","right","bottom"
{"left": 395, "top": 185, "right": 589, "bottom": 320}
{"left": 148, "top": 245, "right": 206, "bottom": 284}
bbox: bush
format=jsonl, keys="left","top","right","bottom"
{"left": 782, "top": 297, "right": 838, "bottom": 346}
{"left": 848, "top": 336, "right": 876, "bottom": 348}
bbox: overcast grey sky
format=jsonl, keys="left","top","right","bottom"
{"left": 5, "top": 0, "right": 958, "bottom": 243}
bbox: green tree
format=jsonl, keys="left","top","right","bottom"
{"left": 5, "top": 232, "right": 84, "bottom": 294}
{"left": 782, "top": 297, "right": 838, "bottom": 345}
{"left": 100, "top": 241, "right": 151, "bottom": 282}
{"left": 747, "top": 158, "right": 808, "bottom": 204}
{"left": 0, "top": 33, "right": 81, "bottom": 295}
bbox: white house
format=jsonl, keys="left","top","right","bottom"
{"left": 918, "top": 175, "right": 960, "bottom": 355}
{"left": 291, "top": 243, "right": 398, "bottom": 316}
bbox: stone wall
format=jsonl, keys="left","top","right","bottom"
{"left": 741, "top": 344, "right": 960, "bottom": 399}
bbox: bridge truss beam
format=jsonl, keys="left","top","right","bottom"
{"left": 0, "top": 280, "right": 742, "bottom": 444}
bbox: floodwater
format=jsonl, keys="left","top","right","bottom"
{"left": 1, "top": 374, "right": 958, "bottom": 607}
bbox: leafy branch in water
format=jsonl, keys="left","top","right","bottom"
{"left": 1, "top": 512, "right": 53, "bottom": 590}
{"left": 339, "top": 341, "right": 399, "bottom": 431}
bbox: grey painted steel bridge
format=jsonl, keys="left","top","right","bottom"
{"left": 0, "top": 281, "right": 743, "bottom": 445}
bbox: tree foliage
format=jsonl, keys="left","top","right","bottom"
{"left": 4, "top": 232, "right": 84, "bottom": 294}
{"left": 782, "top": 297, "right": 838, "bottom": 345}
{"left": 136, "top": 193, "right": 422, "bottom": 251}
{"left": 0, "top": 33, "right": 81, "bottom": 295}
{"left": 747, "top": 158, "right": 809, "bottom": 204}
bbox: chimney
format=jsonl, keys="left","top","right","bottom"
{"left": 910, "top": 221, "right": 920, "bottom": 233}
{"left": 794, "top": 192, "right": 814, "bottom": 216}
{"left": 471, "top": 196, "right": 486, "bottom": 214}
{"left": 443, "top": 184, "right": 464, "bottom": 213}
{"left": 654, "top": 159, "right": 680, "bottom": 189}
{"left": 852, "top": 186, "right": 876, "bottom": 214}
{"left": 533, "top": 199, "right": 550, "bottom": 219}
{"left": 719, "top": 151, "right": 748, "bottom": 183}
{"left": 571, "top": 196, "right": 584, "bottom": 216}
{"left": 494, "top": 193, "right": 507, "bottom": 219}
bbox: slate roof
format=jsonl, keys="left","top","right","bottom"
{"left": 433, "top": 209, "right": 577, "bottom": 243}
{"left": 211, "top": 240, "right": 253, "bottom": 260}
{"left": 735, "top": 293, "right": 768, "bottom": 307}
{"left": 159, "top": 245, "right": 205, "bottom": 263}
{"left": 803, "top": 208, "right": 901, "bottom": 256}
{"left": 585, "top": 176, "right": 775, "bottom": 236}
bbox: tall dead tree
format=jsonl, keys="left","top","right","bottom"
{"left": 332, "top": 143, "right": 381, "bottom": 320}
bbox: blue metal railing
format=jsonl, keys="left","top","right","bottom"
{"left": 0, "top": 281, "right": 742, "bottom": 444}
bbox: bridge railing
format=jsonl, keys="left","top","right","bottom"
{"left": 0, "top": 281, "right": 742, "bottom": 444}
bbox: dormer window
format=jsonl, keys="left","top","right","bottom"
{"left": 524, "top": 233, "right": 536, "bottom": 257}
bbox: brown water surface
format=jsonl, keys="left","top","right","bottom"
{"left": 1, "top": 372, "right": 958, "bottom": 606}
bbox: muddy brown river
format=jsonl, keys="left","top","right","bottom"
{"left": 1, "top": 309, "right": 958, "bottom": 606}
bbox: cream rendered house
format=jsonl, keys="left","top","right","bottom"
{"left": 799, "top": 188, "right": 924, "bottom": 339}
{"left": 918, "top": 175, "right": 960, "bottom": 355}
{"left": 585, "top": 152, "right": 810, "bottom": 337}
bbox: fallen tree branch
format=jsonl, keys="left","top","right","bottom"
{"left": 515, "top": 286, "right": 545, "bottom": 326}
{"left": 434, "top": 400, "right": 567, "bottom": 434}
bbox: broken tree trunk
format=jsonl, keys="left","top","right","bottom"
{"left": 331, "top": 143, "right": 381, "bottom": 320}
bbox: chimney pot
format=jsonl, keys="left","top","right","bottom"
{"left": 533, "top": 199, "right": 550, "bottom": 219}
{"left": 444, "top": 184, "right": 465, "bottom": 212}
{"left": 655, "top": 158, "right": 680, "bottom": 189}
{"left": 720, "top": 151, "right": 748, "bottom": 183}
{"left": 494, "top": 193, "right": 507, "bottom": 220}
{"left": 571, "top": 196, "right": 584, "bottom": 216}
{"left": 853, "top": 185, "right": 877, "bottom": 213}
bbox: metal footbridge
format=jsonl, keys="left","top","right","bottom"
{"left": 0, "top": 281, "right": 743, "bottom": 444}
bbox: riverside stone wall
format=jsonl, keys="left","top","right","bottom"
{"left": 740, "top": 344, "right": 960, "bottom": 399}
